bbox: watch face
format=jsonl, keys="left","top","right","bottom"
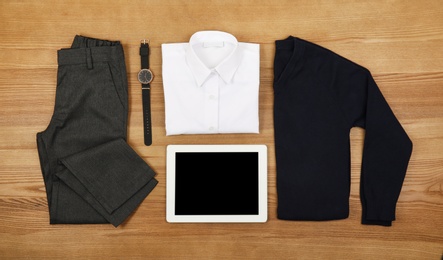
{"left": 138, "top": 69, "right": 153, "bottom": 84}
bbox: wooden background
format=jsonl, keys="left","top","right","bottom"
{"left": 0, "top": 0, "right": 442, "bottom": 259}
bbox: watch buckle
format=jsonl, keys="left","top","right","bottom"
{"left": 141, "top": 39, "right": 150, "bottom": 44}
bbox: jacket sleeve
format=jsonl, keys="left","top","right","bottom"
{"left": 335, "top": 62, "right": 413, "bottom": 226}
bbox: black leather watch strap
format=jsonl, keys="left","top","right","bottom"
{"left": 139, "top": 41, "right": 153, "bottom": 146}
{"left": 142, "top": 87, "right": 152, "bottom": 146}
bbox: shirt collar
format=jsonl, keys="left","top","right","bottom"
{"left": 185, "top": 31, "right": 243, "bottom": 87}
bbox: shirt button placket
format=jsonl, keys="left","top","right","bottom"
{"left": 204, "top": 72, "right": 219, "bottom": 133}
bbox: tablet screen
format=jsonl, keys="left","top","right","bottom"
{"left": 175, "top": 152, "right": 259, "bottom": 215}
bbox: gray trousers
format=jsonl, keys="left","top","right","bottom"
{"left": 37, "top": 35, "right": 157, "bottom": 227}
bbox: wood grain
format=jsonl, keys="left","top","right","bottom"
{"left": 0, "top": 0, "right": 442, "bottom": 259}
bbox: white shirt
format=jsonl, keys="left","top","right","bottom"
{"left": 161, "top": 31, "right": 260, "bottom": 135}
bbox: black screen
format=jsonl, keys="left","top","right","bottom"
{"left": 175, "top": 152, "right": 259, "bottom": 215}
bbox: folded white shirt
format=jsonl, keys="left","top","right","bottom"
{"left": 161, "top": 30, "right": 260, "bottom": 135}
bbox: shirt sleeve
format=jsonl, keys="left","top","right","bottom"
{"left": 334, "top": 61, "right": 413, "bottom": 226}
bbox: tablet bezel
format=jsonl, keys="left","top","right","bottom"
{"left": 166, "top": 144, "right": 268, "bottom": 223}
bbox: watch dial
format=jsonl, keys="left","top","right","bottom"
{"left": 138, "top": 69, "right": 153, "bottom": 84}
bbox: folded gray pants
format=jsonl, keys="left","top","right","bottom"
{"left": 37, "top": 35, "right": 157, "bottom": 227}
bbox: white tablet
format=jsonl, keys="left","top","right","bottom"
{"left": 166, "top": 144, "right": 268, "bottom": 223}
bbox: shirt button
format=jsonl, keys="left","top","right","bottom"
{"left": 209, "top": 95, "right": 216, "bottom": 100}
{"left": 209, "top": 126, "right": 215, "bottom": 131}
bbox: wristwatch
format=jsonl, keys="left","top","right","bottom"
{"left": 138, "top": 39, "right": 154, "bottom": 146}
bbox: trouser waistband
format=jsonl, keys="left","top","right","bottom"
{"left": 57, "top": 35, "right": 123, "bottom": 68}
